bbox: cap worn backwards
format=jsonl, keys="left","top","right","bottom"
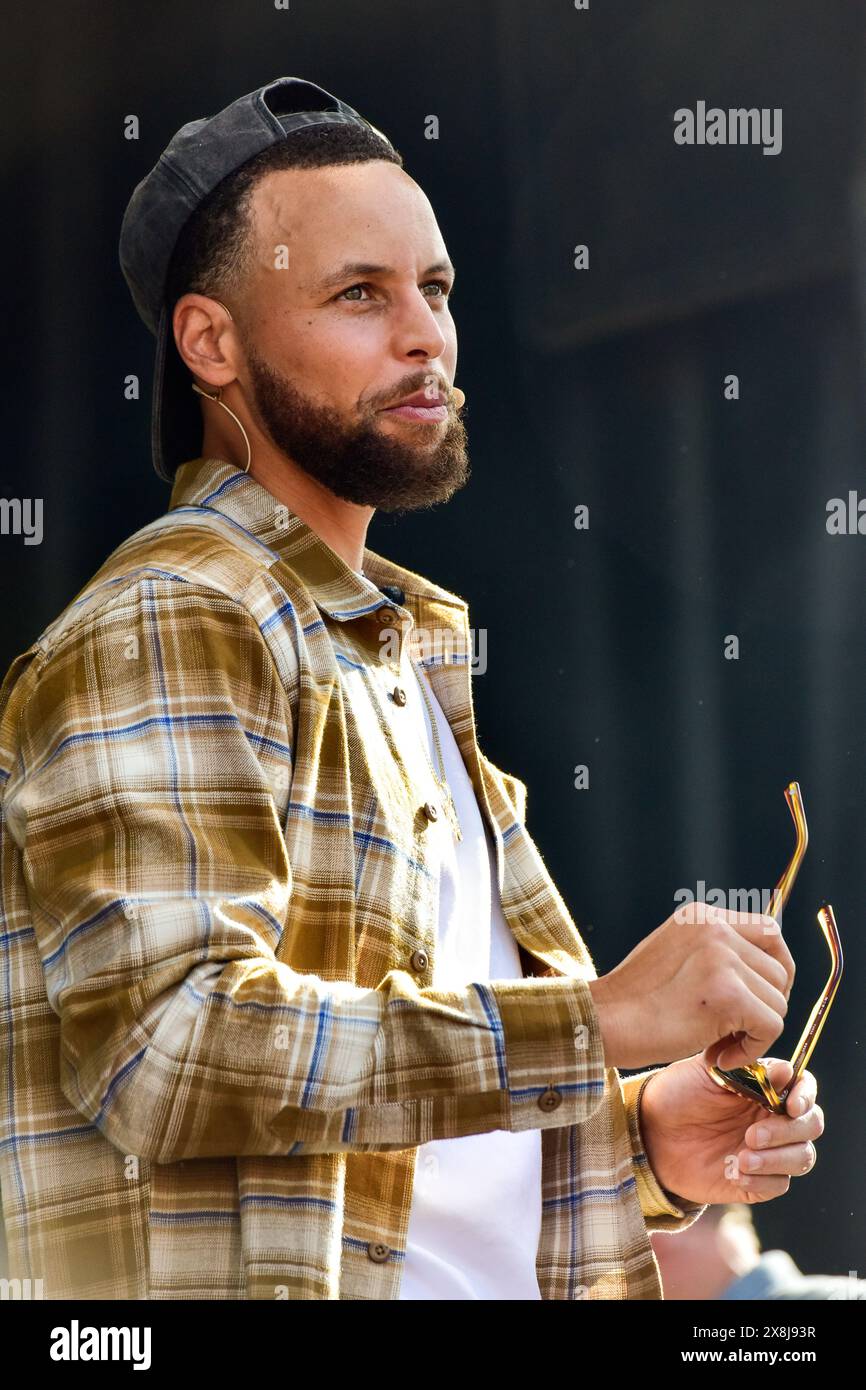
{"left": 118, "top": 76, "right": 396, "bottom": 482}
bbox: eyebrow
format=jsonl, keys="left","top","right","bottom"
{"left": 309, "top": 260, "right": 457, "bottom": 295}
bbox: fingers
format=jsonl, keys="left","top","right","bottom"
{"left": 734, "top": 1098, "right": 822, "bottom": 1196}
{"left": 754, "top": 1059, "right": 818, "bottom": 1118}
{"left": 735, "top": 1139, "right": 819, "bottom": 1185}
{"left": 736, "top": 1064, "right": 823, "bottom": 1193}
{"left": 715, "top": 976, "right": 787, "bottom": 1066}
{"left": 730, "top": 934, "right": 793, "bottom": 1001}
{"left": 784, "top": 1067, "right": 818, "bottom": 1118}
{"left": 744, "top": 1101, "right": 825, "bottom": 1152}
{"left": 763, "top": 1057, "right": 795, "bottom": 1094}
{"left": 702, "top": 1036, "right": 734, "bottom": 1071}
{"left": 731, "top": 1174, "right": 791, "bottom": 1199}
{"left": 722, "top": 913, "right": 796, "bottom": 996}
{"left": 735, "top": 960, "right": 790, "bottom": 1027}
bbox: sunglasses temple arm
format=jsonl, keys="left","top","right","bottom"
{"left": 768, "top": 782, "right": 808, "bottom": 922}
{"left": 743, "top": 784, "right": 806, "bottom": 1111}
{"left": 786, "top": 904, "right": 843, "bottom": 1087}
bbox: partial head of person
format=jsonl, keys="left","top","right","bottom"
{"left": 119, "top": 76, "right": 469, "bottom": 513}
{"left": 650, "top": 1203, "right": 761, "bottom": 1300}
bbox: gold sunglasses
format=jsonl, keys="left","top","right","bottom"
{"left": 708, "top": 781, "right": 843, "bottom": 1114}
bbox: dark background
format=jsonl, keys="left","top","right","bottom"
{"left": 2, "top": 0, "right": 864, "bottom": 1287}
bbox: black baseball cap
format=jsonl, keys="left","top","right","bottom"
{"left": 118, "top": 76, "right": 397, "bottom": 482}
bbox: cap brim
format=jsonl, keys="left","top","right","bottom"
{"left": 151, "top": 302, "right": 204, "bottom": 483}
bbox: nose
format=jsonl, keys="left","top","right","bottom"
{"left": 390, "top": 286, "right": 450, "bottom": 362}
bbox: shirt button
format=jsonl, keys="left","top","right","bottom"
{"left": 538, "top": 1087, "right": 563, "bottom": 1112}
{"left": 422, "top": 801, "right": 439, "bottom": 823}
{"left": 410, "top": 949, "right": 429, "bottom": 972}
{"left": 367, "top": 1241, "right": 391, "bottom": 1264}
{"left": 379, "top": 584, "right": 405, "bottom": 606}
{"left": 392, "top": 686, "right": 408, "bottom": 706}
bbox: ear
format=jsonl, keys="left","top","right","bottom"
{"left": 172, "top": 293, "right": 237, "bottom": 387}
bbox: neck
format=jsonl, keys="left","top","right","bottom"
{"left": 201, "top": 421, "right": 374, "bottom": 572}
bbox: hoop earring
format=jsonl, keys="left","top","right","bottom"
{"left": 190, "top": 297, "right": 250, "bottom": 474}
{"left": 191, "top": 383, "right": 252, "bottom": 474}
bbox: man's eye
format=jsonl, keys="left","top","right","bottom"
{"left": 339, "top": 283, "right": 372, "bottom": 301}
{"left": 337, "top": 281, "right": 454, "bottom": 302}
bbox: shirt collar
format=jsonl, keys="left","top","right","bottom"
{"left": 168, "top": 456, "right": 469, "bottom": 624}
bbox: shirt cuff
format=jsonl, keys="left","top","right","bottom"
{"left": 493, "top": 972, "right": 610, "bottom": 1133}
{"left": 620, "top": 1068, "right": 709, "bottom": 1232}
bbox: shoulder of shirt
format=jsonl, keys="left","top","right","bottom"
{"left": 5, "top": 500, "right": 471, "bottom": 710}
{"left": 20, "top": 510, "right": 286, "bottom": 673}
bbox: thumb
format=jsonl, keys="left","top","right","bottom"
{"left": 764, "top": 1057, "right": 795, "bottom": 1093}
{"left": 704, "top": 1031, "right": 755, "bottom": 1072}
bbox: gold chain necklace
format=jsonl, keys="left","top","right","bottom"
{"left": 409, "top": 659, "right": 463, "bottom": 841}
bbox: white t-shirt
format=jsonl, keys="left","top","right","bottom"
{"left": 394, "top": 654, "right": 543, "bottom": 1300}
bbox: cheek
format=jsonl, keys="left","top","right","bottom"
{"left": 312, "top": 320, "right": 394, "bottom": 394}
{"left": 268, "top": 316, "right": 358, "bottom": 380}
{"left": 313, "top": 316, "right": 387, "bottom": 362}
{"left": 279, "top": 328, "right": 376, "bottom": 408}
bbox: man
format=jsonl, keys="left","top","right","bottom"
{"left": 651, "top": 1204, "right": 866, "bottom": 1300}
{"left": 0, "top": 76, "right": 823, "bottom": 1300}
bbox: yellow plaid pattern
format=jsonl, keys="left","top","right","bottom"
{"left": 0, "top": 456, "right": 705, "bottom": 1298}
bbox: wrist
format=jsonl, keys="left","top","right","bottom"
{"left": 587, "top": 976, "right": 619, "bottom": 1067}
{"left": 638, "top": 1070, "right": 681, "bottom": 1198}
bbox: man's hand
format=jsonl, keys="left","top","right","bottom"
{"left": 637, "top": 1040, "right": 824, "bottom": 1206}
{"left": 588, "top": 902, "right": 795, "bottom": 1070}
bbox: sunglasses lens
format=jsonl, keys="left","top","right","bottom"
{"left": 710, "top": 1064, "right": 784, "bottom": 1112}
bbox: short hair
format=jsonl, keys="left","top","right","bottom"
{"left": 164, "top": 121, "right": 405, "bottom": 319}
{"left": 701, "top": 1202, "right": 760, "bottom": 1238}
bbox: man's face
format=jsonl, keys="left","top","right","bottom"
{"left": 233, "top": 159, "right": 468, "bottom": 513}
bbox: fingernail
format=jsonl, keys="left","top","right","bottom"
{"left": 755, "top": 1125, "right": 770, "bottom": 1147}
{"left": 797, "top": 1094, "right": 807, "bottom": 1115}
{"left": 741, "top": 1152, "right": 762, "bottom": 1172}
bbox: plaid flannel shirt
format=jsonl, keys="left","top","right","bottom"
{"left": 0, "top": 455, "right": 706, "bottom": 1300}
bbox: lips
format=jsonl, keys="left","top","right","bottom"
{"left": 384, "top": 388, "right": 447, "bottom": 409}
{"left": 382, "top": 399, "right": 449, "bottom": 423}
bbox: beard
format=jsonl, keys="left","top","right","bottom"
{"left": 243, "top": 343, "right": 470, "bottom": 513}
